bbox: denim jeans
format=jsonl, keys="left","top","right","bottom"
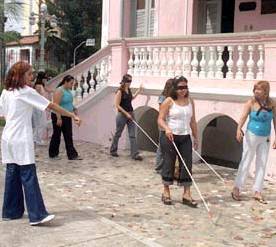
{"left": 110, "top": 112, "right": 139, "bottom": 158}
{"left": 155, "top": 131, "right": 165, "bottom": 172}
{"left": 2, "top": 163, "right": 49, "bottom": 223}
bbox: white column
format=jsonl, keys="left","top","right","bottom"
{"left": 235, "top": 45, "right": 244, "bottom": 80}
{"left": 246, "top": 45, "right": 255, "bottom": 80}
{"left": 215, "top": 46, "right": 224, "bottom": 79}
{"left": 175, "top": 47, "right": 182, "bottom": 76}
{"left": 133, "top": 47, "right": 141, "bottom": 76}
{"left": 257, "top": 45, "right": 264, "bottom": 80}
{"left": 226, "top": 46, "right": 234, "bottom": 79}
{"left": 182, "top": 47, "right": 191, "bottom": 78}
{"left": 160, "top": 47, "right": 167, "bottom": 77}
{"left": 207, "top": 46, "right": 215, "bottom": 79}
{"left": 101, "top": 0, "right": 110, "bottom": 48}
{"left": 199, "top": 46, "right": 206, "bottom": 79}
{"left": 153, "top": 47, "right": 160, "bottom": 76}
{"left": 146, "top": 46, "right": 153, "bottom": 76}
{"left": 140, "top": 47, "right": 147, "bottom": 76}
{"left": 128, "top": 47, "right": 134, "bottom": 75}
{"left": 191, "top": 46, "right": 199, "bottom": 78}
{"left": 167, "top": 47, "right": 175, "bottom": 77}
{"left": 82, "top": 72, "right": 89, "bottom": 98}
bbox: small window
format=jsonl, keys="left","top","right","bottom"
{"left": 151, "top": 0, "right": 155, "bottom": 8}
{"left": 137, "top": 0, "right": 146, "bottom": 10}
{"left": 239, "top": 2, "right": 256, "bottom": 12}
{"left": 261, "top": 0, "right": 276, "bottom": 14}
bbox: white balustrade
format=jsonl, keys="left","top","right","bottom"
{"left": 140, "top": 48, "right": 147, "bottom": 76}
{"left": 128, "top": 48, "right": 134, "bottom": 75}
{"left": 175, "top": 47, "right": 182, "bottom": 76}
{"left": 207, "top": 46, "right": 215, "bottom": 79}
{"left": 236, "top": 45, "right": 244, "bottom": 80}
{"left": 199, "top": 46, "right": 206, "bottom": 79}
{"left": 146, "top": 46, "right": 153, "bottom": 76}
{"left": 226, "top": 46, "right": 234, "bottom": 79}
{"left": 167, "top": 47, "right": 175, "bottom": 77}
{"left": 246, "top": 45, "right": 255, "bottom": 80}
{"left": 182, "top": 47, "right": 191, "bottom": 78}
{"left": 191, "top": 46, "right": 199, "bottom": 78}
{"left": 153, "top": 47, "right": 160, "bottom": 76}
{"left": 257, "top": 45, "right": 264, "bottom": 80}
{"left": 133, "top": 47, "right": 141, "bottom": 76}
{"left": 82, "top": 71, "right": 89, "bottom": 98}
{"left": 215, "top": 46, "right": 224, "bottom": 79}
{"left": 160, "top": 47, "right": 167, "bottom": 77}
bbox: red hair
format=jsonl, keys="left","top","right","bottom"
{"left": 5, "top": 61, "right": 31, "bottom": 90}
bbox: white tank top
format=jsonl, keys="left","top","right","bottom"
{"left": 167, "top": 100, "right": 192, "bottom": 135}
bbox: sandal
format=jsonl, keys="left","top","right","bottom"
{"left": 182, "top": 197, "right": 198, "bottom": 208}
{"left": 254, "top": 197, "right": 268, "bottom": 204}
{"left": 231, "top": 192, "right": 241, "bottom": 201}
{"left": 161, "top": 193, "right": 172, "bottom": 205}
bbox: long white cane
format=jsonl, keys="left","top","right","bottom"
{"left": 132, "top": 120, "right": 159, "bottom": 149}
{"left": 172, "top": 141, "right": 212, "bottom": 217}
{"left": 133, "top": 120, "right": 224, "bottom": 183}
{"left": 192, "top": 148, "right": 225, "bottom": 183}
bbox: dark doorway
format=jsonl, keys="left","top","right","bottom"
{"left": 201, "top": 116, "right": 242, "bottom": 169}
{"left": 221, "top": 0, "right": 235, "bottom": 33}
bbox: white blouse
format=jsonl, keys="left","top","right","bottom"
{"left": 167, "top": 101, "right": 193, "bottom": 135}
{"left": 0, "top": 86, "right": 50, "bottom": 165}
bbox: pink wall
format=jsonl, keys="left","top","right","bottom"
{"left": 157, "top": 0, "right": 194, "bottom": 36}
{"left": 234, "top": 0, "right": 276, "bottom": 32}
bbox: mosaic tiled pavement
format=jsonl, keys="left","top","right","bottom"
{"left": 1, "top": 140, "right": 276, "bottom": 247}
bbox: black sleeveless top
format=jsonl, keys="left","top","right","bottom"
{"left": 119, "top": 89, "right": 133, "bottom": 112}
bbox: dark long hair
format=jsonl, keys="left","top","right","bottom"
{"left": 5, "top": 61, "right": 31, "bottom": 90}
{"left": 35, "top": 71, "right": 47, "bottom": 87}
{"left": 161, "top": 78, "right": 173, "bottom": 97}
{"left": 118, "top": 74, "right": 132, "bottom": 92}
{"left": 170, "top": 76, "right": 188, "bottom": 100}
{"left": 57, "top": 75, "right": 74, "bottom": 88}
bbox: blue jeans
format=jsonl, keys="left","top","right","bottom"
{"left": 2, "top": 164, "right": 49, "bottom": 223}
{"left": 110, "top": 112, "right": 139, "bottom": 158}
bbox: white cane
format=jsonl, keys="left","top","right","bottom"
{"left": 192, "top": 148, "right": 225, "bottom": 184}
{"left": 132, "top": 120, "right": 159, "bottom": 149}
{"left": 172, "top": 141, "right": 212, "bottom": 217}
{"left": 133, "top": 120, "right": 224, "bottom": 183}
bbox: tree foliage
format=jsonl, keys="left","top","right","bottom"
{"left": 45, "top": 0, "right": 102, "bottom": 69}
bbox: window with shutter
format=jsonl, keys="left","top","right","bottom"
{"left": 135, "top": 0, "right": 155, "bottom": 37}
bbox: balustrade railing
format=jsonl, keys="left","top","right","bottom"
{"left": 125, "top": 32, "right": 272, "bottom": 80}
{"left": 48, "top": 46, "right": 112, "bottom": 104}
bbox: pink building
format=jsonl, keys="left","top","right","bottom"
{"left": 49, "top": 0, "right": 276, "bottom": 179}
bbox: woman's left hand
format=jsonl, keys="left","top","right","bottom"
{"left": 272, "top": 140, "right": 276, "bottom": 149}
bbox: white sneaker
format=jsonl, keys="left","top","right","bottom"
{"left": 30, "top": 214, "right": 55, "bottom": 226}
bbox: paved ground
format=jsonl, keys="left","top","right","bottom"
{"left": 1, "top": 140, "right": 276, "bottom": 247}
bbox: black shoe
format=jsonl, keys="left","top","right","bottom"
{"left": 110, "top": 153, "right": 119, "bottom": 157}
{"left": 133, "top": 155, "right": 143, "bottom": 161}
{"left": 69, "top": 156, "right": 83, "bottom": 160}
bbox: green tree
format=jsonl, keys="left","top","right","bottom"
{"left": 45, "top": 0, "right": 102, "bottom": 69}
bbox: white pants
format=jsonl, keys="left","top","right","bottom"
{"left": 235, "top": 131, "right": 270, "bottom": 192}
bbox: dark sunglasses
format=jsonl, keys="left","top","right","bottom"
{"left": 177, "top": 85, "right": 188, "bottom": 90}
{"left": 126, "top": 79, "right": 132, "bottom": 83}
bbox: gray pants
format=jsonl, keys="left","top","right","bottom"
{"left": 110, "top": 112, "right": 139, "bottom": 158}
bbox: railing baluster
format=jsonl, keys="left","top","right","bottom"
{"left": 199, "top": 46, "right": 206, "bottom": 79}
{"left": 257, "top": 45, "right": 264, "bottom": 80}
{"left": 207, "top": 46, "right": 215, "bottom": 79}
{"left": 236, "top": 45, "right": 244, "bottom": 80}
{"left": 215, "top": 46, "right": 224, "bottom": 79}
{"left": 226, "top": 46, "right": 234, "bottom": 79}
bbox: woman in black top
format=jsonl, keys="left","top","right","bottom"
{"left": 110, "top": 74, "right": 143, "bottom": 160}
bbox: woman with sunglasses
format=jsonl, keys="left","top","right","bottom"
{"left": 158, "top": 76, "right": 198, "bottom": 206}
{"left": 232, "top": 81, "right": 276, "bottom": 204}
{"left": 110, "top": 74, "right": 143, "bottom": 160}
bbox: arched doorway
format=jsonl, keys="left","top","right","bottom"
{"left": 134, "top": 106, "right": 159, "bottom": 152}
{"left": 198, "top": 114, "right": 242, "bottom": 169}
